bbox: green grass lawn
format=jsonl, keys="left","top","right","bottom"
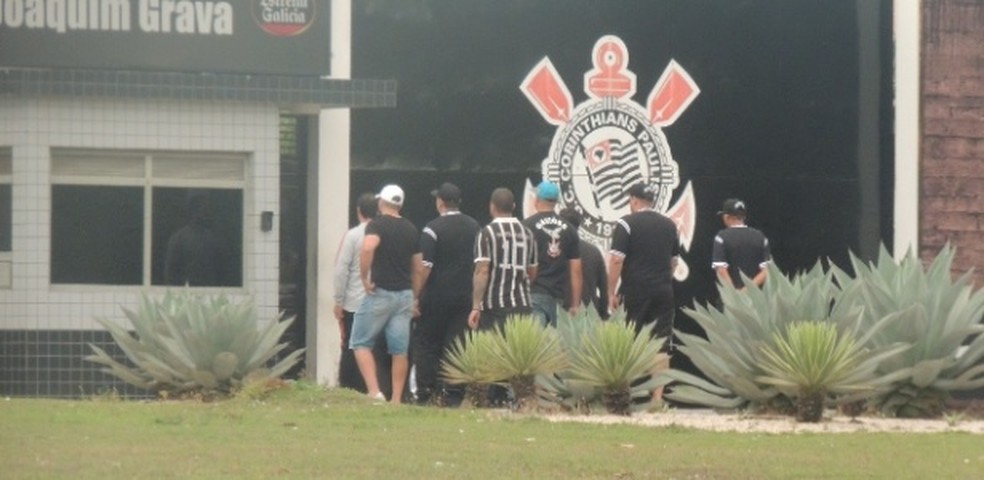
{"left": 2, "top": 385, "right": 982, "bottom": 479}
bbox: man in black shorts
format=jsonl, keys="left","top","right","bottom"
{"left": 413, "top": 182, "right": 480, "bottom": 405}
{"left": 712, "top": 198, "right": 771, "bottom": 289}
{"left": 607, "top": 183, "right": 679, "bottom": 402}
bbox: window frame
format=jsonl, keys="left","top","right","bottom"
{"left": 49, "top": 148, "right": 248, "bottom": 291}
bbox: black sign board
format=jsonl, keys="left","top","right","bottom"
{"left": 0, "top": 0, "right": 331, "bottom": 75}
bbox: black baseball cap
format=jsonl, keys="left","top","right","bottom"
{"left": 627, "top": 183, "right": 655, "bottom": 202}
{"left": 431, "top": 182, "right": 462, "bottom": 203}
{"left": 718, "top": 198, "right": 747, "bottom": 216}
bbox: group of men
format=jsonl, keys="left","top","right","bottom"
{"left": 333, "top": 179, "right": 771, "bottom": 405}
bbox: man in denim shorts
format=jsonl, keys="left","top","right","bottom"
{"left": 351, "top": 184, "right": 423, "bottom": 404}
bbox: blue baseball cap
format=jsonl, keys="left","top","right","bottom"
{"left": 537, "top": 180, "right": 560, "bottom": 201}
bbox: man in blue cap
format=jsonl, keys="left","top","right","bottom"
{"left": 523, "top": 180, "right": 582, "bottom": 326}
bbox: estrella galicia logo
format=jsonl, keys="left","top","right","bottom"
{"left": 520, "top": 35, "right": 700, "bottom": 280}
{"left": 253, "top": 0, "right": 317, "bottom": 37}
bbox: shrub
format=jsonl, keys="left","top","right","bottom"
{"left": 831, "top": 245, "right": 984, "bottom": 417}
{"left": 566, "top": 315, "right": 667, "bottom": 416}
{"left": 757, "top": 320, "right": 908, "bottom": 422}
{"left": 665, "top": 262, "right": 839, "bottom": 409}
{"left": 86, "top": 291, "right": 303, "bottom": 398}
{"left": 483, "top": 315, "right": 568, "bottom": 412}
{"left": 441, "top": 330, "right": 499, "bottom": 408}
{"left": 538, "top": 307, "right": 667, "bottom": 416}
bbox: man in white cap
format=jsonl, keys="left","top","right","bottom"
{"left": 350, "top": 184, "right": 423, "bottom": 404}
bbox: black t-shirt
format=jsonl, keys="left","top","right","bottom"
{"left": 712, "top": 226, "right": 771, "bottom": 288}
{"left": 523, "top": 211, "right": 580, "bottom": 299}
{"left": 365, "top": 214, "right": 420, "bottom": 291}
{"left": 564, "top": 239, "right": 608, "bottom": 319}
{"left": 420, "top": 211, "right": 480, "bottom": 302}
{"left": 609, "top": 210, "right": 679, "bottom": 297}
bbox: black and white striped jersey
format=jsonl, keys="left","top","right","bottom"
{"left": 474, "top": 217, "right": 538, "bottom": 310}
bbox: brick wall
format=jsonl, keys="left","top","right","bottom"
{"left": 921, "top": 0, "right": 984, "bottom": 287}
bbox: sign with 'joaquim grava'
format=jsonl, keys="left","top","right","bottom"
{"left": 0, "top": 0, "right": 331, "bottom": 75}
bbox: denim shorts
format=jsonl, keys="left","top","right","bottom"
{"left": 350, "top": 288, "right": 413, "bottom": 355}
{"left": 531, "top": 292, "right": 560, "bottom": 327}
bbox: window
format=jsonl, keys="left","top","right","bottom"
{"left": 0, "top": 148, "right": 10, "bottom": 288}
{"left": 50, "top": 150, "right": 245, "bottom": 287}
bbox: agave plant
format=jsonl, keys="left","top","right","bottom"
{"left": 757, "top": 320, "right": 909, "bottom": 422}
{"left": 536, "top": 307, "right": 605, "bottom": 413}
{"left": 484, "top": 315, "right": 568, "bottom": 412}
{"left": 440, "top": 330, "right": 499, "bottom": 408}
{"left": 566, "top": 315, "right": 667, "bottom": 416}
{"left": 86, "top": 291, "right": 303, "bottom": 397}
{"left": 665, "top": 262, "right": 840, "bottom": 409}
{"left": 830, "top": 245, "right": 984, "bottom": 417}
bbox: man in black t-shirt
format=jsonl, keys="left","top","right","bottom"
{"left": 608, "top": 183, "right": 680, "bottom": 343}
{"left": 608, "top": 183, "right": 679, "bottom": 403}
{"left": 712, "top": 198, "right": 771, "bottom": 289}
{"left": 350, "top": 184, "right": 423, "bottom": 405}
{"left": 523, "top": 181, "right": 581, "bottom": 327}
{"left": 413, "top": 182, "right": 480, "bottom": 405}
{"left": 559, "top": 208, "right": 608, "bottom": 319}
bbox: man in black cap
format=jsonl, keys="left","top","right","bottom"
{"left": 413, "top": 182, "right": 480, "bottom": 405}
{"left": 607, "top": 183, "right": 679, "bottom": 402}
{"left": 712, "top": 198, "right": 771, "bottom": 289}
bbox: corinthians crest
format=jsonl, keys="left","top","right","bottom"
{"left": 521, "top": 35, "right": 699, "bottom": 280}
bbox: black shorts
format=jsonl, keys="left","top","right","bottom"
{"left": 622, "top": 292, "right": 674, "bottom": 352}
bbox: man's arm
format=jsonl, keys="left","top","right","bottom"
{"left": 568, "top": 258, "right": 583, "bottom": 314}
{"left": 607, "top": 253, "right": 624, "bottom": 312}
{"left": 715, "top": 266, "right": 734, "bottom": 287}
{"left": 360, "top": 234, "right": 380, "bottom": 293}
{"left": 751, "top": 266, "right": 768, "bottom": 287}
{"left": 411, "top": 253, "right": 426, "bottom": 300}
{"left": 468, "top": 260, "right": 490, "bottom": 329}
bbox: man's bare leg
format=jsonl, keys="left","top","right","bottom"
{"left": 354, "top": 348, "right": 382, "bottom": 398}
{"left": 390, "top": 354, "right": 409, "bottom": 405}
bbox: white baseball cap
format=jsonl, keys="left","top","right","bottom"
{"left": 376, "top": 184, "right": 404, "bottom": 206}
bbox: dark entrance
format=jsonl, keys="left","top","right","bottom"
{"left": 279, "top": 115, "right": 309, "bottom": 377}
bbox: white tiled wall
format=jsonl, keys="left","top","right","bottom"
{"left": 0, "top": 96, "right": 281, "bottom": 330}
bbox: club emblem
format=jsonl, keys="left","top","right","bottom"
{"left": 520, "top": 35, "right": 699, "bottom": 280}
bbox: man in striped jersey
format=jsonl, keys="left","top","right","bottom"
{"left": 467, "top": 188, "right": 539, "bottom": 331}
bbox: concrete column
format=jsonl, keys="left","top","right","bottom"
{"left": 312, "top": 0, "right": 352, "bottom": 386}
{"left": 893, "top": 0, "right": 921, "bottom": 259}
